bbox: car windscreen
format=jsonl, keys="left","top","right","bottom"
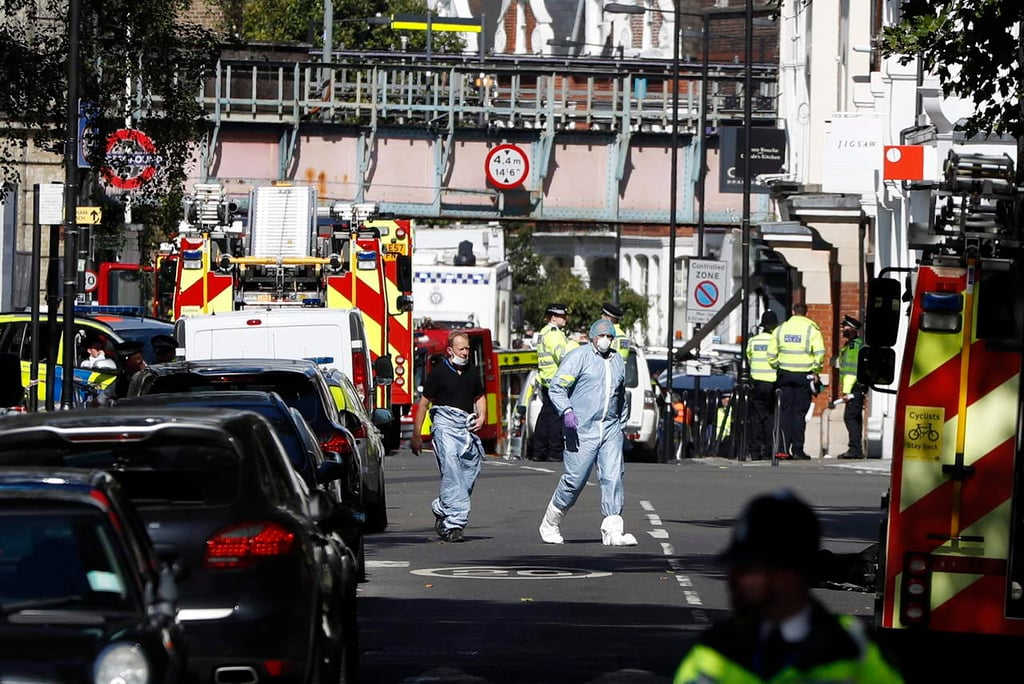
{"left": 2, "top": 443, "right": 240, "bottom": 506}
{"left": 144, "top": 372, "right": 322, "bottom": 421}
{"left": 0, "top": 505, "right": 137, "bottom": 611}
{"left": 107, "top": 326, "right": 172, "bottom": 365}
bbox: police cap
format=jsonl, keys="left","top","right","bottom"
{"left": 114, "top": 340, "right": 145, "bottom": 357}
{"left": 841, "top": 315, "right": 862, "bottom": 331}
{"left": 760, "top": 310, "right": 779, "bottom": 329}
{"left": 720, "top": 490, "right": 820, "bottom": 578}
{"left": 601, "top": 302, "right": 623, "bottom": 320}
{"left": 545, "top": 303, "right": 568, "bottom": 317}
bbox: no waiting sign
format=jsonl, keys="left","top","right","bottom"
{"left": 686, "top": 258, "right": 729, "bottom": 325}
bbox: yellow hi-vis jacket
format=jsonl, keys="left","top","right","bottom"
{"left": 610, "top": 322, "right": 630, "bottom": 360}
{"left": 839, "top": 336, "right": 864, "bottom": 393}
{"left": 746, "top": 331, "right": 779, "bottom": 382}
{"left": 536, "top": 322, "right": 571, "bottom": 387}
{"left": 774, "top": 315, "right": 825, "bottom": 374}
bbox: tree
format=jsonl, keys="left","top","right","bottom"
{"left": 221, "top": 0, "right": 466, "bottom": 54}
{"left": 880, "top": 1, "right": 1024, "bottom": 142}
{"left": 1, "top": 0, "right": 220, "bottom": 250}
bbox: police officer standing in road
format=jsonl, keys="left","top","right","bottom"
{"left": 532, "top": 303, "right": 573, "bottom": 462}
{"left": 600, "top": 302, "right": 630, "bottom": 359}
{"left": 674, "top": 490, "right": 904, "bottom": 683}
{"left": 773, "top": 303, "right": 825, "bottom": 460}
{"left": 745, "top": 311, "right": 779, "bottom": 460}
{"left": 836, "top": 315, "right": 866, "bottom": 459}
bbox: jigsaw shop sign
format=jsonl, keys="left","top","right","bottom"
{"left": 102, "top": 129, "right": 162, "bottom": 190}
{"left": 719, "top": 127, "right": 786, "bottom": 195}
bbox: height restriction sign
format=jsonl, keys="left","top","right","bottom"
{"left": 686, "top": 258, "right": 729, "bottom": 325}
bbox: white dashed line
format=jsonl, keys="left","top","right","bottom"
{"left": 646, "top": 513, "right": 663, "bottom": 525}
{"left": 647, "top": 505, "right": 707, "bottom": 614}
{"left": 648, "top": 529, "right": 669, "bottom": 539}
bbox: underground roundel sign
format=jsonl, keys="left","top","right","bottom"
{"left": 102, "top": 129, "right": 160, "bottom": 190}
{"left": 485, "top": 144, "right": 530, "bottom": 190}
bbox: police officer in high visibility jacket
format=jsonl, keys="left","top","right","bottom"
{"left": 745, "top": 311, "right": 779, "bottom": 460}
{"left": 532, "top": 303, "right": 572, "bottom": 462}
{"left": 674, "top": 490, "right": 904, "bottom": 684}
{"left": 837, "top": 315, "right": 866, "bottom": 459}
{"left": 773, "top": 303, "right": 825, "bottom": 460}
{"left": 600, "top": 302, "right": 630, "bottom": 360}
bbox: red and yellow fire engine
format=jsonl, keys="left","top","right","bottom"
{"left": 864, "top": 151, "right": 1024, "bottom": 637}
{"left": 167, "top": 183, "right": 414, "bottom": 449}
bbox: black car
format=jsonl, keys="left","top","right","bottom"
{"left": 0, "top": 468, "right": 186, "bottom": 683}
{"left": 126, "top": 358, "right": 381, "bottom": 557}
{"left": 117, "top": 390, "right": 367, "bottom": 579}
{"left": 0, "top": 408, "right": 359, "bottom": 684}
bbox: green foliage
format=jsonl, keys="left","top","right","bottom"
{"left": 0, "top": 0, "right": 220, "bottom": 241}
{"left": 220, "top": 0, "right": 466, "bottom": 54}
{"left": 506, "top": 224, "right": 545, "bottom": 291}
{"left": 881, "top": 0, "right": 1024, "bottom": 140}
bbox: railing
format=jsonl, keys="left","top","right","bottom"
{"left": 199, "top": 50, "right": 779, "bottom": 134}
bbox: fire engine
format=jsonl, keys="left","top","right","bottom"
{"left": 412, "top": 325, "right": 536, "bottom": 455}
{"left": 167, "top": 182, "right": 414, "bottom": 449}
{"left": 863, "top": 150, "right": 1024, "bottom": 637}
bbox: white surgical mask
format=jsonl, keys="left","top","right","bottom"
{"left": 450, "top": 355, "right": 468, "bottom": 367}
{"left": 596, "top": 337, "right": 612, "bottom": 353}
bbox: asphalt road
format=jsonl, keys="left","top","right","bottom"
{"left": 357, "top": 450, "right": 894, "bottom": 683}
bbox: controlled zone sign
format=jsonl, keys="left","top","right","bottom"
{"left": 686, "top": 258, "right": 728, "bottom": 325}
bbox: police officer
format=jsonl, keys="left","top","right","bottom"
{"left": 600, "top": 302, "right": 630, "bottom": 359}
{"left": 532, "top": 303, "right": 572, "bottom": 462}
{"left": 112, "top": 340, "right": 147, "bottom": 399}
{"left": 837, "top": 315, "right": 866, "bottom": 459}
{"left": 675, "top": 490, "right": 904, "bottom": 683}
{"left": 773, "top": 303, "right": 824, "bottom": 460}
{"left": 745, "top": 311, "right": 779, "bottom": 460}
{"left": 151, "top": 334, "right": 178, "bottom": 364}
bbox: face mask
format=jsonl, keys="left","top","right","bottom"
{"left": 450, "top": 355, "right": 468, "bottom": 367}
{"left": 596, "top": 337, "right": 612, "bottom": 353}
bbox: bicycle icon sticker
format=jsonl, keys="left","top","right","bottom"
{"left": 904, "top": 406, "right": 943, "bottom": 462}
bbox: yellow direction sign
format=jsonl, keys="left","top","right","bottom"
{"left": 76, "top": 206, "right": 102, "bottom": 225}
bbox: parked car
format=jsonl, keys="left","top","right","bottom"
{"left": 0, "top": 311, "right": 173, "bottom": 407}
{"left": 117, "top": 390, "right": 367, "bottom": 578}
{"left": 0, "top": 407, "right": 359, "bottom": 684}
{"left": 322, "top": 367, "right": 392, "bottom": 533}
{"left": 124, "top": 358, "right": 379, "bottom": 570}
{"left": 0, "top": 467, "right": 187, "bottom": 683}
{"left": 507, "top": 346, "right": 659, "bottom": 460}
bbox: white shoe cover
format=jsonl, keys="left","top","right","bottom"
{"left": 539, "top": 502, "right": 565, "bottom": 544}
{"left": 601, "top": 515, "right": 638, "bottom": 546}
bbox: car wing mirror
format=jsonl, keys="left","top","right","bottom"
{"left": 316, "top": 459, "right": 346, "bottom": 484}
{"left": 374, "top": 355, "right": 395, "bottom": 386}
{"left": 307, "top": 489, "right": 333, "bottom": 523}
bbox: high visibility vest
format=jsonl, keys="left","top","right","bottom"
{"left": 745, "top": 331, "right": 778, "bottom": 382}
{"left": 839, "top": 336, "right": 864, "bottom": 393}
{"left": 536, "top": 322, "right": 570, "bottom": 387}
{"left": 774, "top": 315, "right": 825, "bottom": 373}
{"left": 716, "top": 406, "right": 732, "bottom": 438}
{"left": 610, "top": 322, "right": 630, "bottom": 359}
{"left": 673, "top": 401, "right": 692, "bottom": 425}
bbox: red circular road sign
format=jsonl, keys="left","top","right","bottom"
{"left": 485, "top": 144, "right": 530, "bottom": 190}
{"left": 102, "top": 129, "right": 160, "bottom": 190}
{"left": 694, "top": 280, "right": 720, "bottom": 308}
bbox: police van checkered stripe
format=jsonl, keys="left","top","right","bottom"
{"left": 414, "top": 272, "right": 491, "bottom": 285}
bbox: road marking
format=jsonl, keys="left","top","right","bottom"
{"left": 648, "top": 529, "right": 669, "bottom": 539}
{"left": 640, "top": 500, "right": 655, "bottom": 511}
{"left": 652, "top": 506, "right": 708, "bottom": 612}
{"left": 412, "top": 566, "right": 612, "bottom": 580}
{"left": 646, "top": 513, "right": 663, "bottom": 525}
{"left": 660, "top": 542, "right": 675, "bottom": 556}
{"left": 368, "top": 560, "right": 410, "bottom": 568}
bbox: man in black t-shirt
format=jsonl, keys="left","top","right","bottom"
{"left": 410, "top": 331, "right": 486, "bottom": 542}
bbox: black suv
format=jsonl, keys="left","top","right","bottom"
{"left": 126, "top": 358, "right": 383, "bottom": 557}
{"left": 0, "top": 407, "right": 359, "bottom": 684}
{"left": 0, "top": 468, "right": 186, "bottom": 682}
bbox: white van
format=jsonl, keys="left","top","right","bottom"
{"left": 176, "top": 308, "right": 383, "bottom": 410}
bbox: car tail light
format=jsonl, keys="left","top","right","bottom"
{"left": 351, "top": 350, "right": 370, "bottom": 409}
{"left": 643, "top": 389, "right": 656, "bottom": 411}
{"left": 204, "top": 522, "right": 296, "bottom": 569}
{"left": 321, "top": 431, "right": 353, "bottom": 455}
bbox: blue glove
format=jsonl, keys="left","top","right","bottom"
{"left": 563, "top": 410, "right": 579, "bottom": 430}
